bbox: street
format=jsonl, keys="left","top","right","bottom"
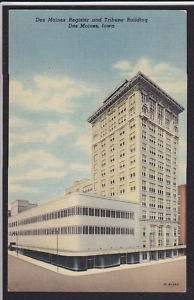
{"left": 8, "top": 254, "right": 186, "bottom": 292}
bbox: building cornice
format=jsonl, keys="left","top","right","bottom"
{"left": 87, "top": 72, "right": 184, "bottom": 124}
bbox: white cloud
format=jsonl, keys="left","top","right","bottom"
{"left": 9, "top": 149, "right": 65, "bottom": 169}
{"left": 75, "top": 131, "right": 92, "bottom": 155}
{"left": 177, "top": 162, "right": 187, "bottom": 185}
{"left": 10, "top": 169, "right": 67, "bottom": 182}
{"left": 9, "top": 146, "right": 90, "bottom": 190}
{"left": 9, "top": 149, "right": 68, "bottom": 193}
{"left": 113, "top": 60, "right": 131, "bottom": 71}
{"left": 9, "top": 116, "right": 32, "bottom": 129}
{"left": 113, "top": 57, "right": 187, "bottom": 104}
{"left": 69, "top": 162, "right": 90, "bottom": 173}
{"left": 8, "top": 182, "right": 38, "bottom": 194}
{"left": 9, "top": 74, "right": 93, "bottom": 113}
{"left": 10, "top": 120, "right": 75, "bottom": 145}
{"left": 178, "top": 162, "right": 187, "bottom": 173}
{"left": 178, "top": 138, "right": 187, "bottom": 155}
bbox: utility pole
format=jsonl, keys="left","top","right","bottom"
{"left": 56, "top": 229, "right": 59, "bottom": 272}
{"left": 17, "top": 231, "right": 18, "bottom": 256}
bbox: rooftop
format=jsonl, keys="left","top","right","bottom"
{"left": 87, "top": 72, "right": 184, "bottom": 124}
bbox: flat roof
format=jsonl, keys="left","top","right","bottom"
{"left": 87, "top": 72, "right": 184, "bottom": 124}
{"left": 8, "top": 192, "right": 138, "bottom": 219}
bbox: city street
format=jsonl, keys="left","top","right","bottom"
{"left": 8, "top": 254, "right": 186, "bottom": 292}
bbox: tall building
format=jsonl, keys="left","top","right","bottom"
{"left": 178, "top": 184, "right": 186, "bottom": 245}
{"left": 88, "top": 72, "right": 184, "bottom": 249}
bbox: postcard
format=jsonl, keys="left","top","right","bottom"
{"left": 3, "top": 3, "right": 188, "bottom": 296}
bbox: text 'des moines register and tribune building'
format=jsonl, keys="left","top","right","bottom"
{"left": 8, "top": 72, "right": 186, "bottom": 271}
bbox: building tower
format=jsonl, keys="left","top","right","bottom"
{"left": 88, "top": 72, "right": 184, "bottom": 249}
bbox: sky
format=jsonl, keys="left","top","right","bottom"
{"left": 8, "top": 9, "right": 187, "bottom": 205}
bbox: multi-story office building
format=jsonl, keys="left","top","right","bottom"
{"left": 88, "top": 72, "right": 184, "bottom": 249}
{"left": 178, "top": 184, "right": 186, "bottom": 245}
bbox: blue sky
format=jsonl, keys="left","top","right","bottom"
{"left": 8, "top": 9, "right": 187, "bottom": 205}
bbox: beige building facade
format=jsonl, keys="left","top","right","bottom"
{"left": 88, "top": 72, "right": 184, "bottom": 249}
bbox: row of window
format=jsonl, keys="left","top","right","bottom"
{"left": 100, "top": 105, "right": 134, "bottom": 125}
{"left": 8, "top": 206, "right": 135, "bottom": 228}
{"left": 141, "top": 123, "right": 178, "bottom": 139}
{"left": 9, "top": 225, "right": 135, "bottom": 236}
{"left": 142, "top": 202, "right": 177, "bottom": 210}
{"left": 99, "top": 187, "right": 136, "bottom": 196}
{"left": 100, "top": 113, "right": 136, "bottom": 137}
{"left": 141, "top": 211, "right": 177, "bottom": 221}
{"left": 141, "top": 107, "right": 178, "bottom": 131}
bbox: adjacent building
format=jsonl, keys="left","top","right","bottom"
{"left": 178, "top": 184, "right": 186, "bottom": 245}
{"left": 64, "top": 179, "right": 93, "bottom": 195}
{"left": 88, "top": 72, "right": 184, "bottom": 249}
{"left": 10, "top": 199, "right": 37, "bottom": 216}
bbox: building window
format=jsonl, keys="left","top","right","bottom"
{"left": 142, "top": 253, "right": 147, "bottom": 260}
{"left": 142, "top": 210, "right": 147, "bottom": 219}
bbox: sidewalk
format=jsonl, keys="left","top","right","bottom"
{"left": 8, "top": 253, "right": 186, "bottom": 292}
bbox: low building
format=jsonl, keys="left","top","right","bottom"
{"left": 178, "top": 184, "right": 186, "bottom": 245}
{"left": 10, "top": 199, "right": 37, "bottom": 216}
{"left": 8, "top": 192, "right": 184, "bottom": 271}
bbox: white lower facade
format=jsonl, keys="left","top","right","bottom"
{"left": 8, "top": 192, "right": 139, "bottom": 253}
{"left": 8, "top": 192, "right": 185, "bottom": 271}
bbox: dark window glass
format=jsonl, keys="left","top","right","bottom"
{"left": 106, "top": 210, "right": 110, "bottom": 217}
{"left": 111, "top": 210, "right": 115, "bottom": 218}
{"left": 116, "top": 228, "right": 119, "bottom": 234}
{"left": 83, "top": 226, "right": 88, "bottom": 234}
{"left": 95, "top": 208, "right": 100, "bottom": 216}
{"left": 89, "top": 226, "right": 94, "bottom": 234}
{"left": 100, "top": 227, "right": 104, "bottom": 234}
{"left": 89, "top": 208, "right": 94, "bottom": 216}
{"left": 72, "top": 207, "right": 75, "bottom": 215}
{"left": 121, "top": 211, "right": 125, "bottom": 218}
{"left": 116, "top": 211, "right": 121, "bottom": 218}
{"left": 106, "top": 227, "right": 110, "bottom": 234}
{"left": 83, "top": 207, "right": 88, "bottom": 216}
{"left": 111, "top": 227, "right": 115, "bottom": 234}
{"left": 101, "top": 209, "right": 106, "bottom": 217}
